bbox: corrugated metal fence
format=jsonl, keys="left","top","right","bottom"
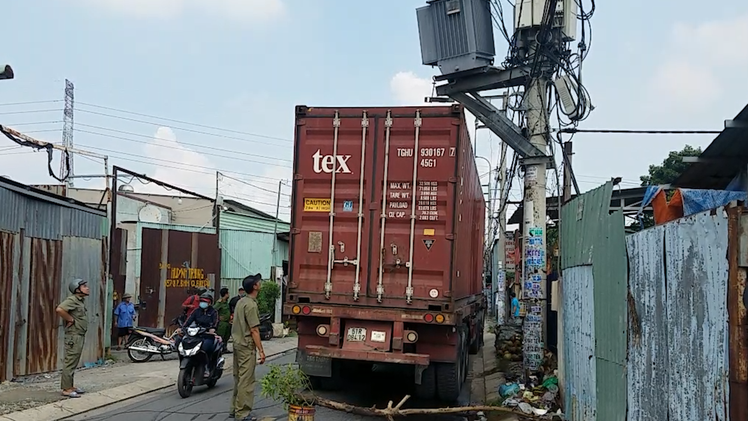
{"left": 561, "top": 182, "right": 747, "bottom": 420}
{"left": 560, "top": 182, "right": 627, "bottom": 421}
{"left": 626, "top": 211, "right": 729, "bottom": 420}
{"left": 0, "top": 181, "right": 107, "bottom": 382}
{"left": 219, "top": 228, "right": 289, "bottom": 291}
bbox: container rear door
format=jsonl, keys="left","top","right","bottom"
{"left": 367, "top": 110, "right": 458, "bottom": 305}
{"left": 293, "top": 110, "right": 374, "bottom": 302}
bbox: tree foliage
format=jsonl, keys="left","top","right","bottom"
{"left": 639, "top": 145, "right": 702, "bottom": 186}
{"left": 258, "top": 280, "right": 281, "bottom": 316}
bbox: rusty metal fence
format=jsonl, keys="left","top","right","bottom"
{"left": 561, "top": 182, "right": 748, "bottom": 420}
{"left": 0, "top": 179, "right": 107, "bottom": 382}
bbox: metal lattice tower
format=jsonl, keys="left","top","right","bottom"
{"left": 61, "top": 79, "right": 75, "bottom": 186}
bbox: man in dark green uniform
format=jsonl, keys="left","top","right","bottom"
{"left": 229, "top": 274, "right": 266, "bottom": 420}
{"left": 55, "top": 279, "right": 90, "bottom": 398}
{"left": 214, "top": 287, "right": 232, "bottom": 352}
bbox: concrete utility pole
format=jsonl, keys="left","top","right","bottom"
{"left": 496, "top": 141, "right": 507, "bottom": 323}
{"left": 521, "top": 78, "right": 550, "bottom": 372}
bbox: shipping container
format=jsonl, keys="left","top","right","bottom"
{"left": 285, "top": 105, "right": 486, "bottom": 402}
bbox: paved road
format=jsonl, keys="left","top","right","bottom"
{"left": 69, "top": 351, "right": 477, "bottom": 421}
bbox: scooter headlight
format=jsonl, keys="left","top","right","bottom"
{"left": 187, "top": 326, "right": 200, "bottom": 336}
{"left": 179, "top": 342, "right": 201, "bottom": 357}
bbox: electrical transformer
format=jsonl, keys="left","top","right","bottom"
{"left": 416, "top": 0, "right": 496, "bottom": 75}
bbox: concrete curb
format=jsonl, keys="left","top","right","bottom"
{"left": 0, "top": 347, "right": 297, "bottom": 421}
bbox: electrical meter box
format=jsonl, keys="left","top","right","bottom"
{"left": 514, "top": 0, "right": 577, "bottom": 41}
{"left": 417, "top": 0, "right": 496, "bottom": 75}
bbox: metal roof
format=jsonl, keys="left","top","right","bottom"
{"left": 672, "top": 104, "right": 748, "bottom": 189}
{"left": 0, "top": 176, "right": 106, "bottom": 217}
{"left": 508, "top": 186, "right": 649, "bottom": 225}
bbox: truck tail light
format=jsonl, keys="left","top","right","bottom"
{"left": 316, "top": 324, "right": 330, "bottom": 337}
{"left": 302, "top": 306, "right": 311, "bottom": 315}
{"left": 424, "top": 314, "right": 434, "bottom": 323}
{"left": 435, "top": 314, "right": 445, "bottom": 324}
{"left": 291, "top": 305, "right": 301, "bottom": 314}
{"left": 404, "top": 330, "right": 419, "bottom": 343}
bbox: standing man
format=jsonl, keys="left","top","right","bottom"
{"left": 229, "top": 287, "right": 245, "bottom": 315}
{"left": 214, "top": 288, "right": 232, "bottom": 353}
{"left": 510, "top": 291, "right": 521, "bottom": 324}
{"left": 114, "top": 293, "right": 136, "bottom": 350}
{"left": 230, "top": 274, "right": 266, "bottom": 421}
{"left": 55, "top": 279, "right": 89, "bottom": 398}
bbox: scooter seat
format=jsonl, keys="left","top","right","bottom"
{"left": 136, "top": 327, "right": 166, "bottom": 336}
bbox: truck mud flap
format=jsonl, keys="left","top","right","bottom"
{"left": 296, "top": 349, "right": 332, "bottom": 377}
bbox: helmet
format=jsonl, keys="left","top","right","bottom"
{"left": 199, "top": 291, "right": 214, "bottom": 303}
{"left": 68, "top": 279, "right": 87, "bottom": 294}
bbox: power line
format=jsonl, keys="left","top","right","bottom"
{"left": 5, "top": 120, "right": 63, "bottom": 127}
{"left": 76, "top": 123, "right": 291, "bottom": 164}
{"left": 0, "top": 100, "right": 62, "bottom": 107}
{"left": 0, "top": 109, "right": 62, "bottom": 116}
{"left": 559, "top": 128, "right": 722, "bottom": 135}
{"left": 76, "top": 104, "right": 293, "bottom": 145}
{"left": 73, "top": 142, "right": 287, "bottom": 184}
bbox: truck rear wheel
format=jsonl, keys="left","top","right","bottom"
{"left": 436, "top": 329, "right": 467, "bottom": 402}
{"left": 413, "top": 364, "right": 436, "bottom": 400}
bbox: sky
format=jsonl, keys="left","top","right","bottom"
{"left": 1, "top": 0, "right": 747, "bottom": 224}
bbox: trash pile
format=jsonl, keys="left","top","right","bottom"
{"left": 497, "top": 373, "right": 563, "bottom": 419}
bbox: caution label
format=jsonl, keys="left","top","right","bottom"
{"left": 304, "top": 198, "right": 331, "bottom": 212}
{"left": 423, "top": 239, "right": 435, "bottom": 250}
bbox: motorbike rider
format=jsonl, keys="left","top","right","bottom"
{"left": 181, "top": 291, "right": 220, "bottom": 378}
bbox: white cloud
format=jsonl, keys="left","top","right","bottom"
{"left": 77, "top": 0, "right": 285, "bottom": 21}
{"left": 650, "top": 59, "right": 722, "bottom": 111}
{"left": 650, "top": 13, "right": 748, "bottom": 111}
{"left": 390, "top": 71, "right": 434, "bottom": 105}
{"left": 389, "top": 71, "right": 477, "bottom": 135}
{"left": 134, "top": 126, "right": 290, "bottom": 219}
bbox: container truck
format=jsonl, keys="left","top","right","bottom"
{"left": 284, "top": 104, "right": 486, "bottom": 402}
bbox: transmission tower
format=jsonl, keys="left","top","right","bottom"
{"left": 61, "top": 79, "right": 75, "bottom": 187}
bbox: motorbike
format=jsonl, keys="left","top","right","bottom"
{"left": 126, "top": 318, "right": 181, "bottom": 363}
{"left": 177, "top": 323, "right": 225, "bottom": 398}
{"left": 259, "top": 312, "right": 274, "bottom": 341}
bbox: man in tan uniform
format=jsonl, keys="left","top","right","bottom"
{"left": 229, "top": 273, "right": 266, "bottom": 420}
{"left": 55, "top": 279, "right": 90, "bottom": 398}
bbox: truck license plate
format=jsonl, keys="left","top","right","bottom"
{"left": 347, "top": 327, "right": 366, "bottom": 342}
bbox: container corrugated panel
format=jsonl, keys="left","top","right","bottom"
{"left": 663, "top": 211, "right": 729, "bottom": 421}
{"left": 625, "top": 225, "right": 668, "bottom": 421}
{"left": 220, "top": 211, "right": 290, "bottom": 234}
{"left": 290, "top": 105, "right": 484, "bottom": 310}
{"left": 561, "top": 265, "right": 597, "bottom": 421}
{"left": 59, "top": 236, "right": 106, "bottom": 368}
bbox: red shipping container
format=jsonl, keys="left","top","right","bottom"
{"left": 287, "top": 105, "right": 485, "bottom": 310}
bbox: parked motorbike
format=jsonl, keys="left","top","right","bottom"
{"left": 176, "top": 324, "right": 225, "bottom": 398}
{"left": 259, "top": 313, "right": 274, "bottom": 341}
{"left": 126, "top": 318, "right": 180, "bottom": 363}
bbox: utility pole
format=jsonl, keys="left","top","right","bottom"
{"left": 495, "top": 140, "right": 507, "bottom": 323}
{"left": 61, "top": 79, "right": 75, "bottom": 188}
{"left": 562, "top": 142, "right": 573, "bottom": 204}
{"left": 417, "top": 0, "right": 584, "bottom": 374}
{"left": 272, "top": 179, "right": 284, "bottom": 324}
{"left": 521, "top": 77, "right": 550, "bottom": 373}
